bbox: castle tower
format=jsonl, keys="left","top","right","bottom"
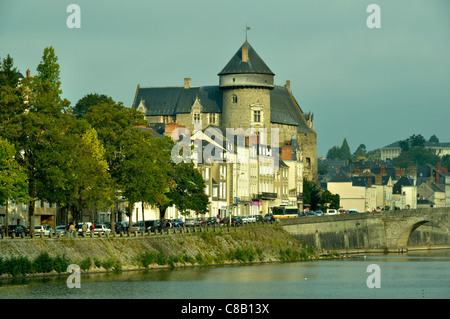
{"left": 218, "top": 41, "right": 274, "bottom": 142}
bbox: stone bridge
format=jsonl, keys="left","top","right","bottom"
{"left": 278, "top": 207, "right": 449, "bottom": 252}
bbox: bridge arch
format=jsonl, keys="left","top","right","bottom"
{"left": 395, "top": 219, "right": 431, "bottom": 250}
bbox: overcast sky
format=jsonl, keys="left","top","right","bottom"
{"left": 1, "top": 0, "right": 449, "bottom": 157}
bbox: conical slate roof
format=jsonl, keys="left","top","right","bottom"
{"left": 218, "top": 41, "right": 274, "bottom": 76}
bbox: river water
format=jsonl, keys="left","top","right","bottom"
{"left": 0, "top": 249, "right": 448, "bottom": 300}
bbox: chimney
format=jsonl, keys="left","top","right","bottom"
{"left": 242, "top": 46, "right": 248, "bottom": 63}
{"left": 26, "top": 69, "right": 30, "bottom": 78}
{"left": 184, "top": 78, "right": 191, "bottom": 89}
{"left": 285, "top": 80, "right": 291, "bottom": 92}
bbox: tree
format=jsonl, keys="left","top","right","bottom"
{"left": 0, "top": 54, "right": 21, "bottom": 88}
{"left": 167, "top": 162, "right": 209, "bottom": 218}
{"left": 84, "top": 99, "right": 148, "bottom": 233}
{"left": 36, "top": 46, "right": 61, "bottom": 95}
{"left": 408, "top": 134, "right": 425, "bottom": 148}
{"left": 119, "top": 129, "right": 172, "bottom": 232}
{"left": 319, "top": 189, "right": 340, "bottom": 210}
{"left": 391, "top": 146, "right": 438, "bottom": 168}
{"left": 1, "top": 48, "right": 72, "bottom": 235}
{"left": 73, "top": 93, "right": 111, "bottom": 119}
{"left": 302, "top": 178, "right": 321, "bottom": 210}
{"left": 0, "top": 137, "right": 29, "bottom": 206}
{"left": 326, "top": 146, "right": 341, "bottom": 160}
{"left": 339, "top": 138, "right": 352, "bottom": 161}
{"left": 64, "top": 125, "right": 114, "bottom": 224}
{"left": 429, "top": 134, "right": 439, "bottom": 144}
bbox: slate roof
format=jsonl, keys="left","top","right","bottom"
{"left": 133, "top": 86, "right": 222, "bottom": 116}
{"left": 270, "top": 85, "right": 313, "bottom": 134}
{"left": 218, "top": 41, "right": 274, "bottom": 76}
{"left": 329, "top": 171, "right": 352, "bottom": 183}
{"left": 132, "top": 84, "right": 315, "bottom": 134}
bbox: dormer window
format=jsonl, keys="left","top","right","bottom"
{"left": 253, "top": 110, "right": 261, "bottom": 123}
{"left": 194, "top": 113, "right": 201, "bottom": 124}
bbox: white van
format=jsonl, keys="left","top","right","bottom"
{"left": 76, "top": 222, "right": 93, "bottom": 233}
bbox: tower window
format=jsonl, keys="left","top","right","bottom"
{"left": 232, "top": 95, "right": 238, "bottom": 103}
{"left": 253, "top": 110, "right": 261, "bottom": 123}
{"left": 209, "top": 113, "right": 216, "bottom": 124}
{"left": 194, "top": 113, "right": 201, "bottom": 124}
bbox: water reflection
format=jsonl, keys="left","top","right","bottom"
{"left": 0, "top": 250, "right": 449, "bottom": 299}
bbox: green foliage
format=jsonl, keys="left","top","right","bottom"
{"left": 4, "top": 257, "right": 32, "bottom": 277}
{"left": 33, "top": 252, "right": 54, "bottom": 273}
{"left": 52, "top": 255, "right": 70, "bottom": 273}
{"left": 36, "top": 46, "right": 61, "bottom": 95}
{"left": 101, "top": 258, "right": 122, "bottom": 272}
{"left": 392, "top": 146, "right": 439, "bottom": 168}
{"left": 0, "top": 137, "right": 29, "bottom": 205}
{"left": 73, "top": 93, "right": 111, "bottom": 119}
{"left": 326, "top": 138, "right": 352, "bottom": 161}
{"left": 0, "top": 54, "right": 21, "bottom": 88}
{"left": 79, "top": 257, "right": 92, "bottom": 271}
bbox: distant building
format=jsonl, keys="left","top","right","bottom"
{"left": 380, "top": 140, "right": 450, "bottom": 161}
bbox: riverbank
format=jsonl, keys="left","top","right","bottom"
{"left": 0, "top": 224, "right": 324, "bottom": 279}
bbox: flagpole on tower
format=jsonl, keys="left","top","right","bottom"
{"left": 245, "top": 24, "right": 250, "bottom": 42}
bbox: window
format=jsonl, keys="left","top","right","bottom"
{"left": 253, "top": 110, "right": 261, "bottom": 123}
{"left": 162, "top": 116, "right": 170, "bottom": 123}
{"left": 232, "top": 95, "right": 238, "bottom": 103}
{"left": 194, "top": 113, "right": 201, "bottom": 124}
{"left": 209, "top": 113, "right": 216, "bottom": 124}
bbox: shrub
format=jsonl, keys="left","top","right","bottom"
{"left": 79, "top": 257, "right": 92, "bottom": 271}
{"left": 94, "top": 258, "right": 102, "bottom": 268}
{"left": 33, "top": 252, "right": 54, "bottom": 273}
{"left": 0, "top": 258, "right": 6, "bottom": 276}
{"left": 101, "top": 258, "right": 122, "bottom": 272}
{"left": 101, "top": 258, "right": 116, "bottom": 271}
{"left": 53, "top": 255, "right": 71, "bottom": 274}
{"left": 5, "top": 257, "right": 32, "bottom": 277}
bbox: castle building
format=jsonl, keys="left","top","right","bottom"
{"left": 132, "top": 40, "right": 317, "bottom": 183}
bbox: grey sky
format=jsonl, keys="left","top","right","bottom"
{"left": 1, "top": 0, "right": 449, "bottom": 157}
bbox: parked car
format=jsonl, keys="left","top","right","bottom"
{"left": 76, "top": 222, "right": 93, "bottom": 233}
{"left": 115, "top": 221, "right": 128, "bottom": 232}
{"left": 255, "top": 214, "right": 263, "bottom": 222}
{"left": 34, "top": 225, "right": 50, "bottom": 236}
{"left": 93, "top": 223, "right": 111, "bottom": 235}
{"left": 231, "top": 216, "right": 243, "bottom": 226}
{"left": 207, "top": 217, "right": 220, "bottom": 225}
{"left": 146, "top": 220, "right": 161, "bottom": 232}
{"left": 55, "top": 225, "right": 67, "bottom": 236}
{"left": 185, "top": 219, "right": 200, "bottom": 227}
{"left": 220, "top": 216, "right": 231, "bottom": 225}
{"left": 315, "top": 210, "right": 324, "bottom": 216}
{"left": 8, "top": 225, "right": 30, "bottom": 237}
{"left": 264, "top": 213, "right": 275, "bottom": 222}
{"left": 326, "top": 209, "right": 338, "bottom": 215}
{"left": 43, "top": 225, "right": 56, "bottom": 236}
{"left": 242, "top": 215, "right": 256, "bottom": 223}
{"left": 306, "top": 211, "right": 316, "bottom": 217}
{"left": 172, "top": 219, "right": 184, "bottom": 227}
{"left": 347, "top": 209, "right": 360, "bottom": 214}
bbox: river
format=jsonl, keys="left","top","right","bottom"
{"left": 0, "top": 249, "right": 449, "bottom": 300}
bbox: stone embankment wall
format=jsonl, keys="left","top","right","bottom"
{"left": 0, "top": 224, "right": 319, "bottom": 278}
